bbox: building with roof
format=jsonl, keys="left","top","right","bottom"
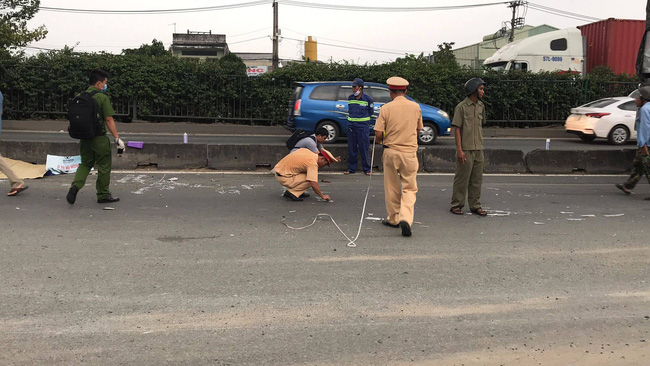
{"left": 171, "top": 30, "right": 229, "bottom": 60}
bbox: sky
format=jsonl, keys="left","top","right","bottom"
{"left": 24, "top": 0, "right": 648, "bottom": 64}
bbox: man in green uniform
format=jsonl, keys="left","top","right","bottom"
{"left": 66, "top": 69, "right": 124, "bottom": 204}
{"left": 450, "top": 78, "right": 487, "bottom": 217}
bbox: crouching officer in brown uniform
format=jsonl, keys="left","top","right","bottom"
{"left": 274, "top": 148, "right": 332, "bottom": 202}
{"left": 374, "top": 76, "right": 423, "bottom": 237}
{"left": 450, "top": 77, "right": 487, "bottom": 217}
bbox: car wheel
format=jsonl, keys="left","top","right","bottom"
{"left": 579, "top": 135, "right": 596, "bottom": 142}
{"left": 418, "top": 122, "right": 438, "bottom": 145}
{"left": 608, "top": 125, "right": 629, "bottom": 145}
{"left": 316, "top": 121, "right": 340, "bottom": 144}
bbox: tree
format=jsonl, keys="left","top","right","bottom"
{"left": 0, "top": 0, "right": 47, "bottom": 57}
{"left": 431, "top": 42, "right": 458, "bottom": 67}
{"left": 122, "top": 39, "right": 170, "bottom": 57}
{"left": 218, "top": 53, "right": 247, "bottom": 76}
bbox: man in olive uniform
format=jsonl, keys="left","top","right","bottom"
{"left": 450, "top": 77, "right": 487, "bottom": 217}
{"left": 374, "top": 76, "right": 423, "bottom": 237}
{"left": 66, "top": 69, "right": 124, "bottom": 204}
{"left": 616, "top": 85, "right": 650, "bottom": 197}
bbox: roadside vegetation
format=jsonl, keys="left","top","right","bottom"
{"left": 0, "top": 39, "right": 637, "bottom": 126}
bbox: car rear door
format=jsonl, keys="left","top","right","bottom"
{"left": 617, "top": 100, "right": 638, "bottom": 139}
{"left": 303, "top": 85, "right": 344, "bottom": 130}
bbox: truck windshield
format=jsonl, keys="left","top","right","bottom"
{"left": 485, "top": 62, "right": 508, "bottom": 71}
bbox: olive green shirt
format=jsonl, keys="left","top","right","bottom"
{"left": 451, "top": 97, "right": 485, "bottom": 151}
{"left": 86, "top": 86, "right": 115, "bottom": 135}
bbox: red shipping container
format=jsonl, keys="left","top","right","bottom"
{"left": 578, "top": 18, "right": 645, "bottom": 75}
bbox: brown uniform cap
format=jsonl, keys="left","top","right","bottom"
{"left": 387, "top": 76, "right": 409, "bottom": 90}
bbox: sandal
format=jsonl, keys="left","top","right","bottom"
{"left": 449, "top": 206, "right": 464, "bottom": 215}
{"left": 470, "top": 207, "right": 488, "bottom": 217}
{"left": 343, "top": 171, "right": 355, "bottom": 175}
{"left": 7, "top": 184, "right": 28, "bottom": 196}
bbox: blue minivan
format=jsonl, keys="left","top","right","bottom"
{"left": 285, "top": 81, "right": 451, "bottom": 144}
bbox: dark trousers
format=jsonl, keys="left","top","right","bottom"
{"left": 623, "top": 147, "right": 650, "bottom": 190}
{"left": 347, "top": 123, "right": 371, "bottom": 173}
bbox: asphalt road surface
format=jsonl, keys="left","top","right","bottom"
{"left": 0, "top": 131, "right": 637, "bottom": 153}
{"left": 1, "top": 173, "right": 648, "bottom": 365}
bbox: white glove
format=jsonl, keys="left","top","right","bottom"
{"left": 115, "top": 137, "right": 125, "bottom": 150}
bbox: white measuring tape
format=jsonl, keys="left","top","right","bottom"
{"left": 282, "top": 138, "right": 378, "bottom": 248}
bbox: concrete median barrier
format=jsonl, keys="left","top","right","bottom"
{"left": 485, "top": 149, "right": 527, "bottom": 173}
{"left": 421, "top": 147, "right": 456, "bottom": 173}
{"left": 526, "top": 149, "right": 636, "bottom": 174}
{"left": 583, "top": 149, "right": 636, "bottom": 174}
{"left": 526, "top": 150, "right": 587, "bottom": 174}
{"left": 113, "top": 143, "right": 208, "bottom": 169}
{"left": 208, "top": 145, "right": 287, "bottom": 170}
{"left": 0, "top": 140, "right": 639, "bottom": 174}
{"left": 420, "top": 148, "right": 526, "bottom": 173}
{"left": 0, "top": 141, "right": 78, "bottom": 164}
{"left": 0, "top": 141, "right": 208, "bottom": 169}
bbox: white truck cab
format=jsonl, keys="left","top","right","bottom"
{"left": 484, "top": 28, "right": 585, "bottom": 73}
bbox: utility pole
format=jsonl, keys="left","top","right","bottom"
{"left": 508, "top": 1, "right": 526, "bottom": 43}
{"left": 272, "top": 0, "right": 279, "bottom": 71}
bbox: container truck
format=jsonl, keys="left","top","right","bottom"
{"left": 484, "top": 18, "right": 645, "bottom": 74}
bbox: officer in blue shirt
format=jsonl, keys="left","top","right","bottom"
{"left": 616, "top": 85, "right": 650, "bottom": 198}
{"left": 345, "top": 78, "right": 374, "bottom": 175}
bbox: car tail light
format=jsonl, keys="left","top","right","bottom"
{"left": 585, "top": 112, "right": 610, "bottom": 118}
{"left": 293, "top": 99, "right": 301, "bottom": 117}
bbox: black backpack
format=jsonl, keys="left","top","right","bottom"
{"left": 68, "top": 90, "right": 102, "bottom": 139}
{"left": 286, "top": 128, "right": 315, "bottom": 150}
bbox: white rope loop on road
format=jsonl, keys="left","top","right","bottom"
{"left": 281, "top": 138, "right": 377, "bottom": 248}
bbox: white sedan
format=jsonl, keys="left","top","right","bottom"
{"left": 565, "top": 97, "right": 638, "bottom": 145}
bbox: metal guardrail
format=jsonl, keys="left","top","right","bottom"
{"left": 0, "top": 66, "right": 638, "bottom": 126}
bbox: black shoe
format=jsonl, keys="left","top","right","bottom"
{"left": 283, "top": 191, "right": 303, "bottom": 201}
{"left": 97, "top": 194, "right": 120, "bottom": 203}
{"left": 399, "top": 221, "right": 412, "bottom": 237}
{"left": 615, "top": 183, "right": 631, "bottom": 195}
{"left": 66, "top": 185, "right": 79, "bottom": 205}
{"left": 382, "top": 219, "right": 399, "bottom": 228}
{"left": 299, "top": 192, "right": 310, "bottom": 198}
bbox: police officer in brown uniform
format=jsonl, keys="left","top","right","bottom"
{"left": 374, "top": 77, "right": 423, "bottom": 237}
{"left": 450, "top": 77, "right": 487, "bottom": 217}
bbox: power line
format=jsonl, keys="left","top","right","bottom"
{"left": 230, "top": 27, "right": 271, "bottom": 38}
{"left": 278, "top": 0, "right": 508, "bottom": 12}
{"left": 528, "top": 3, "right": 601, "bottom": 21}
{"left": 229, "top": 35, "right": 270, "bottom": 45}
{"left": 527, "top": 3, "right": 601, "bottom": 22}
{"left": 40, "top": 0, "right": 509, "bottom": 14}
{"left": 283, "top": 37, "right": 414, "bottom": 55}
{"left": 281, "top": 27, "right": 415, "bottom": 54}
{"left": 40, "top": 0, "right": 271, "bottom": 14}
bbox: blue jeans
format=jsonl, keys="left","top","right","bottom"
{"left": 347, "top": 123, "right": 371, "bottom": 173}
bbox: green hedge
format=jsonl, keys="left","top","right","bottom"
{"left": 0, "top": 51, "right": 638, "bottom": 126}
